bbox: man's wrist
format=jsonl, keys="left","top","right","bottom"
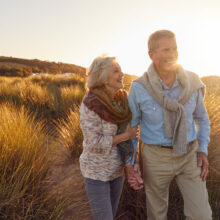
{"left": 198, "top": 148, "right": 208, "bottom": 155}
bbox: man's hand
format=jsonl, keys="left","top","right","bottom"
{"left": 197, "top": 152, "right": 209, "bottom": 181}
{"left": 126, "top": 165, "right": 144, "bottom": 190}
{"left": 133, "top": 163, "right": 142, "bottom": 176}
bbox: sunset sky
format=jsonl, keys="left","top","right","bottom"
{"left": 1, "top": 0, "right": 220, "bottom": 77}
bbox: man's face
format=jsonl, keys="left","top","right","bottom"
{"left": 149, "top": 37, "right": 178, "bottom": 74}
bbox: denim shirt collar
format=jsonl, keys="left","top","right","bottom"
{"left": 159, "top": 74, "right": 179, "bottom": 90}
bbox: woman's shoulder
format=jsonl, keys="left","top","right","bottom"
{"left": 80, "top": 102, "right": 102, "bottom": 122}
{"left": 80, "top": 102, "right": 94, "bottom": 115}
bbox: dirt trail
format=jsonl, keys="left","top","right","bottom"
{"left": 47, "top": 145, "right": 92, "bottom": 220}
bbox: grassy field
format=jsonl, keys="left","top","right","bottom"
{"left": 0, "top": 74, "right": 219, "bottom": 219}
{"left": 0, "top": 75, "right": 86, "bottom": 219}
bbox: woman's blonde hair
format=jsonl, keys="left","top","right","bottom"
{"left": 86, "top": 55, "right": 117, "bottom": 89}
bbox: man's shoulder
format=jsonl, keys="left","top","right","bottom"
{"left": 184, "top": 69, "right": 200, "bottom": 81}
{"left": 130, "top": 79, "right": 147, "bottom": 92}
{"left": 133, "top": 72, "right": 146, "bottom": 83}
{"left": 183, "top": 68, "right": 205, "bottom": 96}
{"left": 180, "top": 67, "right": 203, "bottom": 86}
{"left": 131, "top": 72, "right": 147, "bottom": 89}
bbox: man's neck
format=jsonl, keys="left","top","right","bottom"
{"left": 157, "top": 70, "right": 176, "bottom": 88}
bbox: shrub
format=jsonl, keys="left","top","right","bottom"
{"left": 55, "top": 105, "right": 83, "bottom": 161}
{"left": 0, "top": 104, "right": 64, "bottom": 219}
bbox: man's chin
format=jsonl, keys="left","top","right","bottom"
{"left": 166, "top": 64, "right": 178, "bottom": 72}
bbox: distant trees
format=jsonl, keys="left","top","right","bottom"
{"left": 0, "top": 56, "right": 86, "bottom": 77}
{"left": 0, "top": 65, "right": 32, "bottom": 77}
{"left": 32, "top": 66, "right": 40, "bottom": 73}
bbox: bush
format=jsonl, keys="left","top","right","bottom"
{"left": 0, "top": 104, "right": 64, "bottom": 219}
{"left": 55, "top": 105, "right": 83, "bottom": 161}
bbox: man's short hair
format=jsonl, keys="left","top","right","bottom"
{"left": 148, "top": 30, "right": 176, "bottom": 51}
{"left": 86, "top": 55, "right": 116, "bottom": 89}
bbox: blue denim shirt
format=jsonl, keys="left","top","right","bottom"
{"left": 128, "top": 77, "right": 210, "bottom": 155}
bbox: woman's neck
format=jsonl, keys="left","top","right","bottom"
{"left": 104, "top": 85, "right": 118, "bottom": 98}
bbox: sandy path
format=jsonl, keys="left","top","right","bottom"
{"left": 46, "top": 145, "right": 93, "bottom": 220}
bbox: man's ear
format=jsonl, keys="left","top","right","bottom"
{"left": 148, "top": 50, "right": 153, "bottom": 60}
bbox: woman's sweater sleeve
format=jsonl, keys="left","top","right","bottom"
{"left": 80, "top": 103, "right": 114, "bottom": 154}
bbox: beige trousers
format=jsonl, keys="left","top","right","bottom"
{"left": 142, "top": 141, "right": 212, "bottom": 220}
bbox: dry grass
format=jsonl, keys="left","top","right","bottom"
{"left": 204, "top": 88, "right": 220, "bottom": 219}
{"left": 0, "top": 75, "right": 86, "bottom": 123}
{"left": 0, "top": 103, "right": 64, "bottom": 219}
{"left": 0, "top": 74, "right": 219, "bottom": 219}
{"left": 55, "top": 105, "right": 83, "bottom": 161}
{"left": 0, "top": 75, "right": 86, "bottom": 219}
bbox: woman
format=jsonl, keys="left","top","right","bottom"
{"left": 79, "top": 55, "right": 139, "bottom": 220}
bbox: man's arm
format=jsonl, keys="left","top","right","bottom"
{"left": 125, "top": 82, "right": 142, "bottom": 166}
{"left": 193, "top": 89, "right": 210, "bottom": 181}
{"left": 125, "top": 83, "right": 144, "bottom": 190}
{"left": 193, "top": 89, "right": 210, "bottom": 155}
{"left": 128, "top": 82, "right": 141, "bottom": 128}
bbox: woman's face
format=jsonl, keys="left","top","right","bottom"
{"left": 105, "top": 62, "right": 124, "bottom": 93}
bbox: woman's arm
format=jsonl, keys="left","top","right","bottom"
{"left": 112, "top": 124, "right": 139, "bottom": 146}
{"left": 80, "top": 103, "right": 114, "bottom": 154}
{"left": 80, "top": 103, "right": 138, "bottom": 154}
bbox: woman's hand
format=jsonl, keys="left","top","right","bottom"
{"left": 125, "top": 124, "right": 139, "bottom": 140}
{"left": 112, "top": 124, "right": 139, "bottom": 146}
{"left": 126, "top": 165, "right": 144, "bottom": 190}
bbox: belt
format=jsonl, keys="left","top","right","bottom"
{"left": 159, "top": 140, "right": 196, "bottom": 150}
{"left": 160, "top": 145, "right": 173, "bottom": 149}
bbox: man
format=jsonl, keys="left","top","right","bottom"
{"left": 128, "top": 30, "right": 212, "bottom": 220}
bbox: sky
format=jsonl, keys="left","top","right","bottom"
{"left": 1, "top": 0, "right": 220, "bottom": 77}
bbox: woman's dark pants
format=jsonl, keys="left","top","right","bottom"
{"left": 84, "top": 176, "right": 124, "bottom": 220}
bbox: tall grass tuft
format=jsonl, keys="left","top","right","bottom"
{"left": 55, "top": 105, "right": 83, "bottom": 161}
{"left": 204, "top": 88, "right": 220, "bottom": 219}
{"left": 0, "top": 104, "right": 64, "bottom": 219}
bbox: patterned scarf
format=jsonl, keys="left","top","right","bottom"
{"left": 83, "top": 87, "right": 133, "bottom": 162}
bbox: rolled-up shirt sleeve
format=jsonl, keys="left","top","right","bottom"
{"left": 193, "top": 89, "right": 210, "bottom": 155}
{"left": 80, "top": 103, "right": 114, "bottom": 155}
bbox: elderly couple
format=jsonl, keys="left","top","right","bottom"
{"left": 79, "top": 30, "right": 212, "bottom": 220}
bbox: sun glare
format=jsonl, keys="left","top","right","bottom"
{"left": 116, "top": 28, "right": 220, "bottom": 78}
